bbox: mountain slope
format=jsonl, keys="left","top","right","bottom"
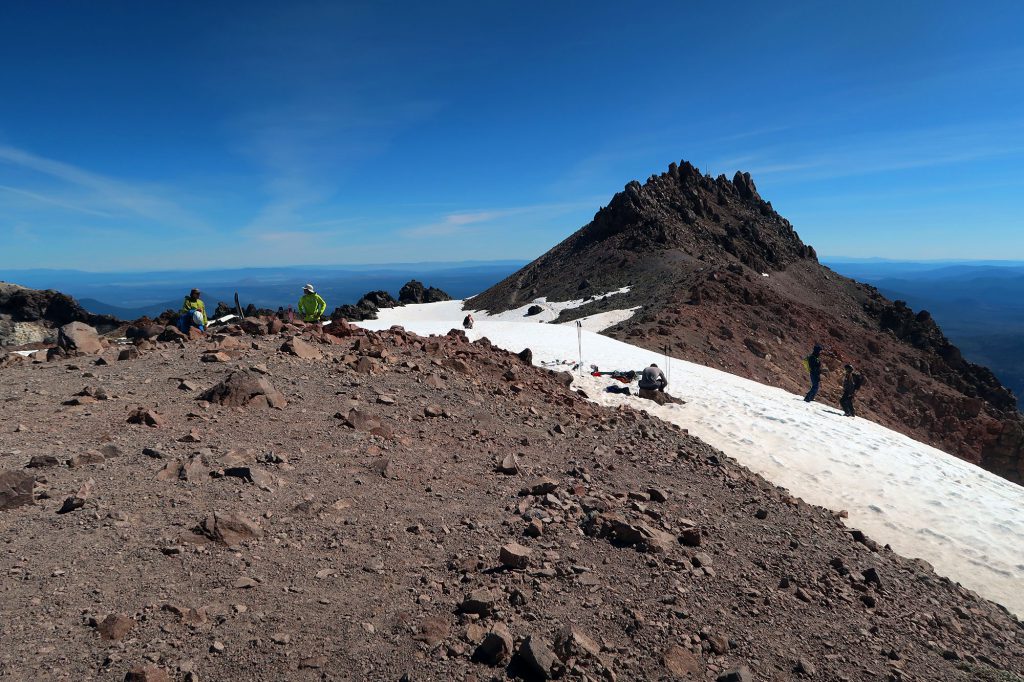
{"left": 470, "top": 161, "right": 1024, "bottom": 483}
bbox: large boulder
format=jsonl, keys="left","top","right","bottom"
{"left": 199, "top": 370, "right": 287, "bottom": 409}
{"left": 56, "top": 321, "right": 103, "bottom": 355}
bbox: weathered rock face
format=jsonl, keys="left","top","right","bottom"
{"left": 469, "top": 160, "right": 1024, "bottom": 484}
{"left": 398, "top": 280, "right": 451, "bottom": 305}
{"left": 199, "top": 370, "right": 287, "bottom": 409}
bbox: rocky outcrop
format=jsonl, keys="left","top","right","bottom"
{"left": 332, "top": 283, "right": 452, "bottom": 321}
{"left": 0, "top": 282, "right": 119, "bottom": 347}
{"left": 398, "top": 280, "right": 451, "bottom": 305}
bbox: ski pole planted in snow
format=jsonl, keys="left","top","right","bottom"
{"left": 576, "top": 321, "right": 583, "bottom": 375}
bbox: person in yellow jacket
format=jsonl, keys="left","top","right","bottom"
{"left": 178, "top": 288, "right": 208, "bottom": 332}
{"left": 298, "top": 283, "right": 327, "bottom": 323}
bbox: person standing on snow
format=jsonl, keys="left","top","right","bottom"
{"left": 840, "top": 364, "right": 865, "bottom": 417}
{"left": 803, "top": 344, "right": 823, "bottom": 402}
{"left": 178, "top": 288, "right": 207, "bottom": 333}
{"left": 298, "top": 284, "right": 327, "bottom": 324}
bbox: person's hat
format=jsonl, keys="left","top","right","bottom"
{"left": 190, "top": 288, "right": 201, "bottom": 297}
{"left": 813, "top": 344, "right": 822, "bottom": 353}
{"left": 303, "top": 283, "right": 315, "bottom": 293}
{"left": 650, "top": 363, "right": 658, "bottom": 368}
{"left": 844, "top": 363, "right": 854, "bottom": 371}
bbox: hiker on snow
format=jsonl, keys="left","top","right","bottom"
{"left": 298, "top": 284, "right": 327, "bottom": 323}
{"left": 638, "top": 363, "right": 668, "bottom": 393}
{"left": 840, "top": 364, "right": 865, "bottom": 417}
{"left": 463, "top": 313, "right": 474, "bottom": 330}
{"left": 178, "top": 288, "right": 207, "bottom": 333}
{"left": 803, "top": 344, "right": 823, "bottom": 402}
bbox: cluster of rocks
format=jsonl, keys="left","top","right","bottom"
{"left": 331, "top": 280, "right": 452, "bottom": 322}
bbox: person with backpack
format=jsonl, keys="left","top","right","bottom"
{"left": 803, "top": 344, "right": 823, "bottom": 402}
{"left": 178, "top": 288, "right": 207, "bottom": 333}
{"left": 298, "top": 284, "right": 327, "bottom": 324}
{"left": 840, "top": 364, "right": 865, "bottom": 417}
{"left": 463, "top": 313, "right": 474, "bottom": 330}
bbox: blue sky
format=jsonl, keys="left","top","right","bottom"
{"left": 1, "top": 1, "right": 1022, "bottom": 270}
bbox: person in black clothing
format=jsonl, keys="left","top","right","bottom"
{"left": 803, "top": 344, "right": 823, "bottom": 402}
{"left": 840, "top": 363, "right": 865, "bottom": 417}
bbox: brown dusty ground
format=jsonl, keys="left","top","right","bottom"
{"left": 1, "top": 323, "right": 1022, "bottom": 681}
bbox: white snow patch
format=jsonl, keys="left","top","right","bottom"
{"left": 359, "top": 301, "right": 1024, "bottom": 617}
{"left": 370, "top": 287, "right": 638, "bottom": 333}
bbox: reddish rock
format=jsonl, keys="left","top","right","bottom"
{"left": 97, "top": 613, "right": 134, "bottom": 641}
{"left": 123, "top": 666, "right": 171, "bottom": 682}
{"left": 281, "top": 336, "right": 322, "bottom": 359}
{"left": 127, "top": 408, "right": 164, "bottom": 427}
{"left": 197, "top": 511, "right": 263, "bottom": 547}
{"left": 55, "top": 321, "right": 103, "bottom": 355}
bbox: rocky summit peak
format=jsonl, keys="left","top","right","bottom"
{"left": 558, "top": 159, "right": 815, "bottom": 276}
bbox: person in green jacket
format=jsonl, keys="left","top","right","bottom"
{"left": 178, "top": 288, "right": 208, "bottom": 332}
{"left": 298, "top": 283, "right": 327, "bottom": 323}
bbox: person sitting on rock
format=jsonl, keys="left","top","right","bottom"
{"left": 298, "top": 284, "right": 327, "bottom": 324}
{"left": 638, "top": 363, "right": 668, "bottom": 393}
{"left": 178, "top": 288, "right": 207, "bottom": 333}
{"left": 803, "top": 344, "right": 823, "bottom": 402}
{"left": 840, "top": 363, "right": 865, "bottom": 417}
{"left": 463, "top": 313, "right": 474, "bottom": 330}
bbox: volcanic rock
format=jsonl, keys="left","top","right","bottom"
{"left": 199, "top": 371, "right": 287, "bottom": 409}
{"left": 197, "top": 512, "right": 263, "bottom": 547}
{"left": 0, "top": 470, "right": 35, "bottom": 510}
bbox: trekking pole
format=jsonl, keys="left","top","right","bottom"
{"left": 576, "top": 321, "right": 583, "bottom": 375}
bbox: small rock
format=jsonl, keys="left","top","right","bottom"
{"left": 97, "top": 613, "right": 134, "bottom": 641}
{"left": 473, "top": 622, "right": 514, "bottom": 665}
{"left": 500, "top": 542, "right": 533, "bottom": 569}
{"left": 717, "top": 666, "right": 753, "bottom": 682}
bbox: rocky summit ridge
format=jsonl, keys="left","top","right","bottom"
{"left": 0, "top": 310, "right": 1022, "bottom": 680}
{"left": 471, "top": 161, "right": 1024, "bottom": 484}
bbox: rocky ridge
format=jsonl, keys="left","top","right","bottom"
{"left": 470, "top": 161, "right": 1024, "bottom": 483}
{"left": 1, "top": 314, "right": 1022, "bottom": 680}
{"left": 0, "top": 281, "right": 120, "bottom": 348}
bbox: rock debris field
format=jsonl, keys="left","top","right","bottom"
{"left": 1, "top": 317, "right": 1022, "bottom": 681}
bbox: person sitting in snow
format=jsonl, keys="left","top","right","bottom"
{"left": 638, "top": 363, "right": 668, "bottom": 394}
{"left": 298, "top": 283, "right": 327, "bottom": 324}
{"left": 178, "top": 288, "right": 207, "bottom": 333}
{"left": 463, "top": 313, "right": 474, "bottom": 330}
{"left": 840, "top": 364, "right": 865, "bottom": 417}
{"left": 803, "top": 344, "right": 824, "bottom": 402}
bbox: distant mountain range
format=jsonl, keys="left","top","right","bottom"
{"left": 823, "top": 259, "right": 1024, "bottom": 403}
{"left": 5, "top": 262, "right": 526, "bottom": 319}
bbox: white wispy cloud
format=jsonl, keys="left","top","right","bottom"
{"left": 0, "top": 184, "right": 114, "bottom": 217}
{"left": 400, "top": 202, "right": 595, "bottom": 239}
{"left": 0, "top": 144, "right": 206, "bottom": 230}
